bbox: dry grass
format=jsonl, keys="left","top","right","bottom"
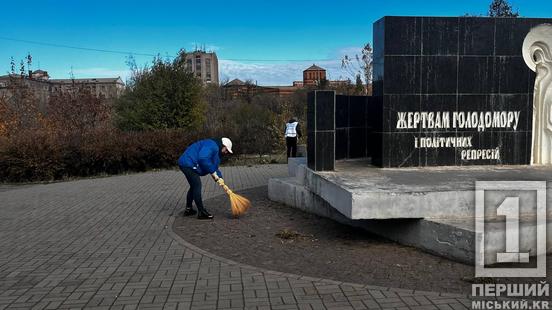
{"left": 275, "top": 229, "right": 302, "bottom": 240}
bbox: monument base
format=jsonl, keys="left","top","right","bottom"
{"left": 268, "top": 159, "right": 552, "bottom": 263}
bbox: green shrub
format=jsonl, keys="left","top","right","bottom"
{"left": 114, "top": 51, "right": 206, "bottom": 131}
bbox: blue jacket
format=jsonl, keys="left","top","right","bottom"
{"left": 178, "top": 139, "right": 223, "bottom": 177}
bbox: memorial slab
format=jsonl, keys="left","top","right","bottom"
{"left": 370, "top": 16, "right": 552, "bottom": 167}
{"left": 268, "top": 160, "right": 552, "bottom": 263}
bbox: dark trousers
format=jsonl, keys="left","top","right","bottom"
{"left": 286, "top": 137, "right": 298, "bottom": 158}
{"left": 180, "top": 166, "right": 208, "bottom": 214}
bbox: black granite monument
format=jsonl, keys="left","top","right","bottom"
{"left": 307, "top": 16, "right": 552, "bottom": 171}
{"left": 372, "top": 16, "right": 552, "bottom": 167}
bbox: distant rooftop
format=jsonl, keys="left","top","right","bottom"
{"left": 187, "top": 49, "right": 218, "bottom": 56}
{"left": 304, "top": 64, "right": 325, "bottom": 71}
{"left": 50, "top": 77, "right": 124, "bottom": 84}
{"left": 264, "top": 85, "right": 298, "bottom": 90}
{"left": 0, "top": 73, "right": 124, "bottom": 85}
{"left": 225, "top": 78, "right": 245, "bottom": 86}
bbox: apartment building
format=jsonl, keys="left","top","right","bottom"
{"left": 185, "top": 51, "right": 219, "bottom": 84}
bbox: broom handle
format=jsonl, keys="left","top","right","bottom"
{"left": 223, "top": 185, "right": 232, "bottom": 194}
{"left": 216, "top": 178, "right": 233, "bottom": 195}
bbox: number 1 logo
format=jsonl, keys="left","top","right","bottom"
{"left": 496, "top": 197, "right": 530, "bottom": 263}
{"left": 475, "top": 181, "right": 547, "bottom": 278}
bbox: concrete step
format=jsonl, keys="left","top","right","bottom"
{"left": 269, "top": 176, "right": 474, "bottom": 262}
{"left": 300, "top": 160, "right": 552, "bottom": 220}
{"left": 268, "top": 175, "right": 552, "bottom": 264}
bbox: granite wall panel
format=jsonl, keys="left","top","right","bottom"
{"left": 371, "top": 16, "right": 552, "bottom": 167}
{"left": 307, "top": 91, "right": 335, "bottom": 171}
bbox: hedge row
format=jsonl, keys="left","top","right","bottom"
{"left": 0, "top": 129, "right": 200, "bottom": 182}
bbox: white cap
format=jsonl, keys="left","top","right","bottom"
{"left": 222, "top": 137, "right": 233, "bottom": 153}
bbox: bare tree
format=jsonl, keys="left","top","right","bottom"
{"left": 26, "top": 53, "right": 32, "bottom": 74}
{"left": 354, "top": 74, "right": 364, "bottom": 95}
{"left": 9, "top": 57, "right": 15, "bottom": 74}
{"left": 19, "top": 60, "right": 25, "bottom": 78}
{"left": 341, "top": 43, "right": 373, "bottom": 87}
{"left": 488, "top": 0, "right": 519, "bottom": 17}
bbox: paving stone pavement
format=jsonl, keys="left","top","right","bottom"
{"left": 0, "top": 165, "right": 471, "bottom": 310}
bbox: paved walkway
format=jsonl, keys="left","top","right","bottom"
{"left": 0, "top": 165, "right": 470, "bottom": 310}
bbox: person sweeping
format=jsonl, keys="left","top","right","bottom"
{"left": 177, "top": 137, "right": 250, "bottom": 219}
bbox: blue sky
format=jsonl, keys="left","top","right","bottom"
{"left": 1, "top": 0, "right": 550, "bottom": 85}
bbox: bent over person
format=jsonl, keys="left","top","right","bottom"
{"left": 177, "top": 137, "right": 233, "bottom": 219}
{"left": 285, "top": 117, "right": 302, "bottom": 158}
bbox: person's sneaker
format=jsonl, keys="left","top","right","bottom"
{"left": 180, "top": 208, "right": 197, "bottom": 217}
{"left": 197, "top": 211, "right": 214, "bottom": 220}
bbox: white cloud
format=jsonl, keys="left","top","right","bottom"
{"left": 218, "top": 45, "right": 366, "bottom": 86}
{"left": 66, "top": 45, "right": 368, "bottom": 87}
{"left": 219, "top": 59, "right": 351, "bottom": 86}
{"left": 220, "top": 60, "right": 305, "bottom": 86}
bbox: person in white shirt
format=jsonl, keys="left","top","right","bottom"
{"left": 284, "top": 117, "right": 302, "bottom": 158}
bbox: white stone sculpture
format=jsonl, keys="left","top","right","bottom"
{"left": 523, "top": 24, "right": 552, "bottom": 165}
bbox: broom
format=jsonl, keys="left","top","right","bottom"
{"left": 216, "top": 178, "right": 251, "bottom": 217}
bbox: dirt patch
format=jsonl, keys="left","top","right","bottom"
{"left": 172, "top": 186, "right": 551, "bottom": 294}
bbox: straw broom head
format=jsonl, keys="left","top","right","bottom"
{"left": 229, "top": 192, "right": 251, "bottom": 217}
{"left": 218, "top": 180, "right": 251, "bottom": 217}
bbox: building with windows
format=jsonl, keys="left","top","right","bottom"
{"left": 0, "top": 74, "right": 51, "bottom": 104}
{"left": 185, "top": 51, "right": 219, "bottom": 85}
{"left": 49, "top": 77, "right": 124, "bottom": 99}
{"left": 301, "top": 64, "right": 327, "bottom": 86}
{"left": 293, "top": 64, "right": 349, "bottom": 88}
{"left": 222, "top": 79, "right": 283, "bottom": 99}
{"left": 0, "top": 70, "right": 125, "bottom": 103}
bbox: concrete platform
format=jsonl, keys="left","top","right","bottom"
{"left": 268, "top": 158, "right": 552, "bottom": 263}
{"left": 302, "top": 159, "right": 552, "bottom": 220}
